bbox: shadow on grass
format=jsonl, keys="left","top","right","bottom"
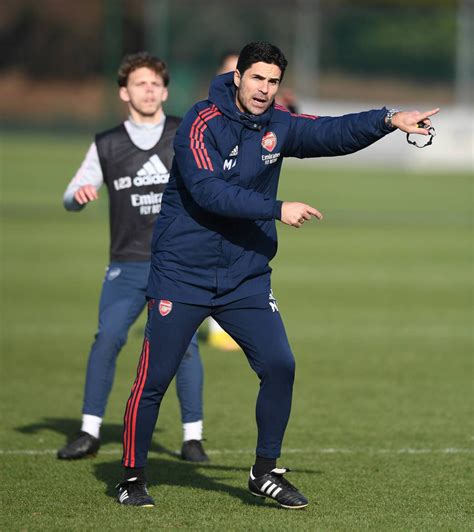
{"left": 15, "top": 417, "right": 173, "bottom": 457}
{"left": 16, "top": 417, "right": 323, "bottom": 508}
{"left": 95, "top": 458, "right": 321, "bottom": 509}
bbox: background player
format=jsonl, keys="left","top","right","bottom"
{"left": 58, "top": 52, "right": 208, "bottom": 463}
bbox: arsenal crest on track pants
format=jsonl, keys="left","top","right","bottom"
{"left": 122, "top": 292, "right": 295, "bottom": 468}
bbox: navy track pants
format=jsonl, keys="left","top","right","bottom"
{"left": 123, "top": 292, "right": 295, "bottom": 468}
{"left": 83, "top": 261, "right": 203, "bottom": 423}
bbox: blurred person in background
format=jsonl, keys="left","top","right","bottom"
{"left": 59, "top": 52, "right": 208, "bottom": 463}
{"left": 216, "top": 50, "right": 239, "bottom": 75}
{"left": 116, "top": 41, "right": 438, "bottom": 509}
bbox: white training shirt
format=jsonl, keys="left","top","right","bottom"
{"left": 63, "top": 116, "right": 167, "bottom": 211}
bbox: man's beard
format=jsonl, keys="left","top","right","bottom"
{"left": 236, "top": 91, "right": 272, "bottom": 116}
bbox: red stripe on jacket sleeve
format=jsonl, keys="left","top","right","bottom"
{"left": 190, "top": 116, "right": 204, "bottom": 169}
{"left": 189, "top": 106, "right": 221, "bottom": 171}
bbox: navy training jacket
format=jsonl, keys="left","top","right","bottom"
{"left": 147, "top": 72, "right": 393, "bottom": 305}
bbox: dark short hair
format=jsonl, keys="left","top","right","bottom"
{"left": 117, "top": 52, "right": 170, "bottom": 87}
{"left": 236, "top": 41, "right": 288, "bottom": 80}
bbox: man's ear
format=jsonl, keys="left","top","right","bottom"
{"left": 119, "top": 86, "right": 130, "bottom": 103}
{"left": 233, "top": 69, "right": 241, "bottom": 89}
{"left": 162, "top": 87, "right": 169, "bottom": 103}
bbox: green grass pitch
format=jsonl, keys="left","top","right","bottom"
{"left": 1, "top": 132, "right": 473, "bottom": 530}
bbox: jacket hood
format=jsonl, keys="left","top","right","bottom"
{"left": 208, "top": 72, "right": 274, "bottom": 131}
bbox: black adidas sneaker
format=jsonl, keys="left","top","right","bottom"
{"left": 57, "top": 431, "right": 100, "bottom": 460}
{"left": 248, "top": 467, "right": 308, "bottom": 509}
{"left": 181, "top": 440, "right": 209, "bottom": 462}
{"left": 116, "top": 477, "right": 155, "bottom": 507}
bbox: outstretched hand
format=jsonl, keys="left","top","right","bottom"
{"left": 280, "top": 201, "right": 323, "bottom": 228}
{"left": 392, "top": 108, "right": 439, "bottom": 135}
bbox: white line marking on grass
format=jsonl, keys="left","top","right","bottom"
{"left": 1, "top": 448, "right": 473, "bottom": 456}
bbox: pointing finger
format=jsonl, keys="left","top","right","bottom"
{"left": 420, "top": 107, "right": 440, "bottom": 120}
{"left": 307, "top": 207, "right": 323, "bottom": 220}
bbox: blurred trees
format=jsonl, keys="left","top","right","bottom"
{"left": 0, "top": 0, "right": 462, "bottom": 127}
{"left": 321, "top": 6, "right": 456, "bottom": 81}
{"left": 1, "top": 0, "right": 457, "bottom": 82}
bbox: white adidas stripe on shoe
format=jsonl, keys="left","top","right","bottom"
{"left": 248, "top": 467, "right": 309, "bottom": 509}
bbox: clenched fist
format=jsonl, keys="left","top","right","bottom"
{"left": 74, "top": 185, "right": 99, "bottom": 205}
